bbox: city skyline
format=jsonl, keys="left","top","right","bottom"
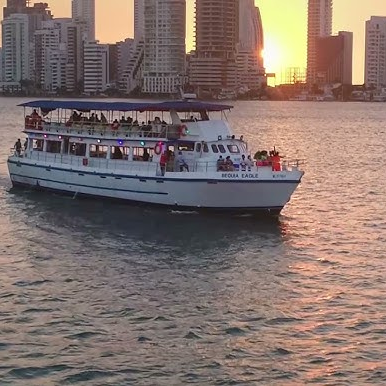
{"left": 0, "top": 0, "right": 385, "bottom": 84}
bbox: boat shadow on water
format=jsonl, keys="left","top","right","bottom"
{"left": 8, "top": 187, "right": 288, "bottom": 260}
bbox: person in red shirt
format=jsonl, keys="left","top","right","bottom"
{"left": 160, "top": 151, "right": 168, "bottom": 175}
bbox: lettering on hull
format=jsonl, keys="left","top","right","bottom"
{"left": 221, "top": 173, "right": 259, "bottom": 179}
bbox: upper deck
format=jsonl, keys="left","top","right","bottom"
{"left": 20, "top": 100, "right": 234, "bottom": 143}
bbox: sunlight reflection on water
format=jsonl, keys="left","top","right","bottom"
{"left": 0, "top": 99, "right": 386, "bottom": 384}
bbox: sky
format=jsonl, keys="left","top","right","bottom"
{"left": 1, "top": 0, "right": 386, "bottom": 84}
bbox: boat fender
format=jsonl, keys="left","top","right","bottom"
{"left": 154, "top": 143, "right": 162, "bottom": 155}
{"left": 178, "top": 124, "right": 187, "bottom": 136}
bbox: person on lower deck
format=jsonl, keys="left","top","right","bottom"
{"left": 177, "top": 151, "right": 189, "bottom": 172}
{"left": 14, "top": 139, "right": 22, "bottom": 156}
{"left": 160, "top": 151, "right": 168, "bottom": 175}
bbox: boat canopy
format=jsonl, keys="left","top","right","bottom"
{"left": 18, "top": 100, "right": 233, "bottom": 113}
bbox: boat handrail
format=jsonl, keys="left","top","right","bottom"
{"left": 25, "top": 121, "right": 183, "bottom": 141}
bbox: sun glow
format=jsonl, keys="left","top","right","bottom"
{"left": 262, "top": 36, "right": 283, "bottom": 76}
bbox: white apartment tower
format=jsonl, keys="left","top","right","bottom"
{"left": 307, "top": 0, "right": 332, "bottom": 84}
{"left": 1, "top": 13, "right": 30, "bottom": 83}
{"left": 71, "top": 0, "right": 95, "bottom": 41}
{"left": 190, "top": 0, "right": 239, "bottom": 98}
{"left": 365, "top": 17, "right": 386, "bottom": 90}
{"left": 83, "top": 40, "right": 109, "bottom": 94}
{"left": 142, "top": 0, "right": 186, "bottom": 94}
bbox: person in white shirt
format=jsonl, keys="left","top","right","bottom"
{"left": 177, "top": 151, "right": 189, "bottom": 172}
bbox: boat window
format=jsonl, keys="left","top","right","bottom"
{"left": 32, "top": 139, "right": 44, "bottom": 151}
{"left": 211, "top": 144, "right": 219, "bottom": 153}
{"left": 196, "top": 143, "right": 201, "bottom": 152}
{"left": 227, "top": 144, "right": 240, "bottom": 154}
{"left": 177, "top": 142, "right": 194, "bottom": 151}
{"left": 111, "top": 146, "right": 129, "bottom": 160}
{"left": 218, "top": 144, "right": 226, "bottom": 153}
{"left": 132, "top": 146, "right": 152, "bottom": 161}
{"left": 69, "top": 142, "right": 86, "bottom": 156}
{"left": 203, "top": 143, "right": 209, "bottom": 152}
{"left": 46, "top": 140, "right": 61, "bottom": 154}
{"left": 90, "top": 144, "right": 108, "bottom": 158}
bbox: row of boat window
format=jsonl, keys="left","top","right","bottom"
{"left": 31, "top": 139, "right": 244, "bottom": 158}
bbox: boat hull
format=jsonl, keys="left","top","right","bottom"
{"left": 8, "top": 158, "right": 302, "bottom": 215}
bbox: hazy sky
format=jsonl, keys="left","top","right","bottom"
{"left": 1, "top": 0, "right": 386, "bottom": 84}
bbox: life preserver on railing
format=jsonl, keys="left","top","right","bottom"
{"left": 82, "top": 158, "right": 88, "bottom": 166}
{"left": 154, "top": 143, "right": 162, "bottom": 155}
{"left": 178, "top": 124, "right": 187, "bottom": 136}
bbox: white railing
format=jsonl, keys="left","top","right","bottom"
{"left": 12, "top": 148, "right": 305, "bottom": 176}
{"left": 26, "top": 121, "right": 181, "bottom": 140}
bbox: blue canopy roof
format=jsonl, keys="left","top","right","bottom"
{"left": 18, "top": 100, "right": 233, "bottom": 112}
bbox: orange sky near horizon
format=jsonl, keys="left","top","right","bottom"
{"left": 1, "top": 0, "right": 385, "bottom": 84}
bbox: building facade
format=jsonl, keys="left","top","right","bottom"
{"left": 134, "top": 0, "right": 145, "bottom": 43}
{"left": 316, "top": 31, "right": 352, "bottom": 86}
{"left": 142, "top": 0, "right": 186, "bottom": 94}
{"left": 1, "top": 13, "right": 30, "bottom": 83}
{"left": 83, "top": 40, "right": 109, "bottom": 94}
{"left": 71, "top": 0, "right": 95, "bottom": 42}
{"left": 189, "top": 0, "right": 239, "bottom": 98}
{"left": 237, "top": 0, "right": 265, "bottom": 93}
{"left": 307, "top": 0, "right": 332, "bottom": 85}
{"left": 365, "top": 16, "right": 386, "bottom": 90}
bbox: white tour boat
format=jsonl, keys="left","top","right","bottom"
{"left": 7, "top": 100, "right": 304, "bottom": 216}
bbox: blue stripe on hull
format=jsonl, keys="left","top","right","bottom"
{"left": 10, "top": 172, "right": 168, "bottom": 196}
{"left": 10, "top": 181, "right": 284, "bottom": 217}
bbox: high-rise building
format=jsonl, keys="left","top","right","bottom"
{"left": 1, "top": 13, "right": 30, "bottom": 82}
{"left": 237, "top": 0, "right": 265, "bottom": 92}
{"left": 365, "top": 16, "right": 386, "bottom": 90}
{"left": 189, "top": 0, "right": 239, "bottom": 98}
{"left": 83, "top": 40, "right": 109, "bottom": 94}
{"left": 142, "top": 0, "right": 186, "bottom": 94}
{"left": 307, "top": 0, "right": 332, "bottom": 84}
{"left": 3, "top": 0, "right": 52, "bottom": 42}
{"left": 34, "top": 20, "right": 61, "bottom": 91}
{"left": 134, "top": 0, "right": 144, "bottom": 43}
{"left": 65, "top": 19, "right": 88, "bottom": 92}
{"left": 316, "top": 31, "right": 352, "bottom": 85}
{"left": 71, "top": 0, "right": 95, "bottom": 41}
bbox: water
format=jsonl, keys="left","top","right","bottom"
{"left": 1, "top": 98, "right": 386, "bottom": 385}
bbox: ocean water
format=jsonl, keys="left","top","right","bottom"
{"left": 0, "top": 98, "right": 386, "bottom": 385}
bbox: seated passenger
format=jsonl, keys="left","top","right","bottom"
{"left": 143, "top": 149, "right": 150, "bottom": 162}
{"left": 225, "top": 156, "right": 234, "bottom": 171}
{"left": 240, "top": 155, "right": 247, "bottom": 171}
{"left": 217, "top": 155, "right": 225, "bottom": 171}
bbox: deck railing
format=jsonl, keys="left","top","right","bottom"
{"left": 25, "top": 121, "right": 182, "bottom": 140}
{"left": 11, "top": 149, "right": 304, "bottom": 175}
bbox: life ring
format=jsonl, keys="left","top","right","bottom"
{"left": 154, "top": 143, "right": 162, "bottom": 155}
{"left": 111, "top": 122, "right": 120, "bottom": 130}
{"left": 178, "top": 124, "right": 187, "bottom": 136}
